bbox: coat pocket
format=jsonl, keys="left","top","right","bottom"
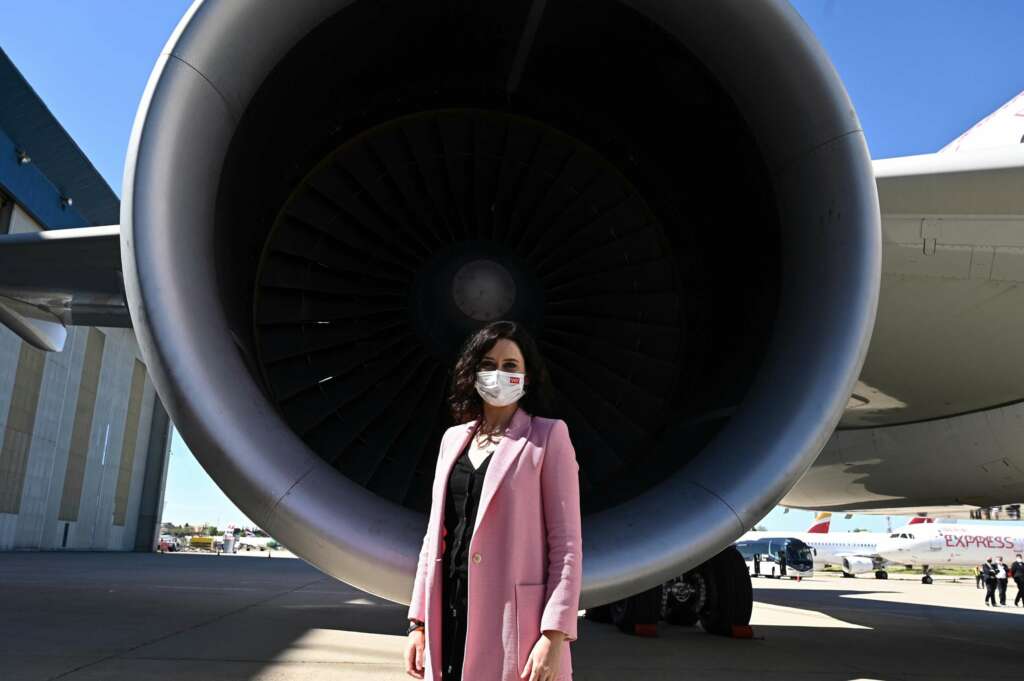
{"left": 515, "top": 582, "right": 547, "bottom": 675}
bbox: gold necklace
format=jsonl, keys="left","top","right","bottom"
{"left": 475, "top": 430, "right": 502, "bottom": 448}
{"left": 475, "top": 422, "right": 506, "bottom": 450}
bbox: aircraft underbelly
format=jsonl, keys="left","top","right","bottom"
{"left": 842, "top": 214, "right": 1024, "bottom": 429}
{"left": 794, "top": 197, "right": 1024, "bottom": 512}
{"left": 784, "top": 399, "right": 1024, "bottom": 510}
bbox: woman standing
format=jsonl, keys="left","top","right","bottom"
{"left": 404, "top": 320, "right": 583, "bottom": 681}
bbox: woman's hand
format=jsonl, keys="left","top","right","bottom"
{"left": 520, "top": 630, "right": 564, "bottom": 681}
{"left": 404, "top": 628, "right": 425, "bottom": 678}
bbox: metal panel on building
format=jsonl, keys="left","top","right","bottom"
{"left": 58, "top": 328, "right": 104, "bottom": 522}
{"left": 0, "top": 342, "right": 45, "bottom": 513}
{"left": 113, "top": 359, "right": 146, "bottom": 526}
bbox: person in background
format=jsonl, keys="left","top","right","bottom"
{"left": 983, "top": 558, "right": 998, "bottom": 607}
{"left": 974, "top": 564, "right": 983, "bottom": 589}
{"left": 996, "top": 556, "right": 1009, "bottom": 606}
{"left": 1012, "top": 553, "right": 1024, "bottom": 607}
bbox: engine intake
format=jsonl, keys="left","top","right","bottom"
{"left": 122, "top": 0, "right": 880, "bottom": 607}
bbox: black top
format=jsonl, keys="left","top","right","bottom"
{"left": 443, "top": 436, "right": 494, "bottom": 582}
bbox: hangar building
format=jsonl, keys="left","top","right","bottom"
{"left": 0, "top": 48, "right": 170, "bottom": 551}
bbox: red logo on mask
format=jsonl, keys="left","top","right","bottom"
{"left": 509, "top": 376, "right": 520, "bottom": 384}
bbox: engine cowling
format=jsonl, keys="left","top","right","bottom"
{"left": 842, "top": 556, "right": 876, "bottom": 576}
{"left": 121, "top": 0, "right": 880, "bottom": 608}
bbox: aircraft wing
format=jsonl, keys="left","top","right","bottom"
{"left": 842, "top": 146, "right": 1024, "bottom": 428}
{"left": 0, "top": 225, "right": 127, "bottom": 352}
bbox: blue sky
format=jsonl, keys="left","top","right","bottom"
{"left": 2, "top": 2, "right": 1022, "bottom": 532}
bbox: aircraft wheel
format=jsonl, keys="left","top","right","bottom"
{"left": 611, "top": 584, "right": 663, "bottom": 634}
{"left": 664, "top": 572, "right": 706, "bottom": 626}
{"left": 875, "top": 570, "right": 888, "bottom": 580}
{"left": 699, "top": 547, "right": 753, "bottom": 637}
{"left": 922, "top": 575, "right": 933, "bottom": 585}
{"left": 665, "top": 604, "right": 701, "bottom": 626}
{"left": 841, "top": 571, "right": 856, "bottom": 578}
{"left": 584, "top": 604, "right": 612, "bottom": 623}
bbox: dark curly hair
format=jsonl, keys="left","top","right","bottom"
{"left": 448, "top": 320, "right": 553, "bottom": 424}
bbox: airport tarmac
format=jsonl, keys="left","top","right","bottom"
{"left": 1, "top": 551, "right": 1020, "bottom": 681}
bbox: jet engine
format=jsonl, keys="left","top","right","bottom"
{"left": 121, "top": 0, "right": 880, "bottom": 609}
{"left": 842, "top": 556, "right": 877, "bottom": 576}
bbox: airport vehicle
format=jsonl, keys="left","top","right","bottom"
{"left": 158, "top": 535, "right": 180, "bottom": 552}
{"left": 875, "top": 523, "right": 1024, "bottom": 584}
{"left": 237, "top": 529, "right": 275, "bottom": 552}
{"left": 3, "top": 0, "right": 1024, "bottom": 636}
{"left": 735, "top": 537, "right": 815, "bottom": 579}
{"left": 188, "top": 536, "right": 215, "bottom": 551}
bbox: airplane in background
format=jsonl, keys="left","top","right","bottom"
{"left": 741, "top": 515, "right": 937, "bottom": 579}
{"left": 235, "top": 528, "right": 280, "bottom": 552}
{"left": 876, "top": 522, "right": 1024, "bottom": 582}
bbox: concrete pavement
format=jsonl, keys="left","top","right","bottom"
{"left": 1, "top": 551, "right": 1021, "bottom": 680}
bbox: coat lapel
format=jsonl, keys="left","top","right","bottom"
{"left": 438, "top": 407, "right": 533, "bottom": 537}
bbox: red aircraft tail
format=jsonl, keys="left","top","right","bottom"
{"left": 807, "top": 512, "right": 832, "bottom": 534}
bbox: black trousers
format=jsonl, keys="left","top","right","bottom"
{"left": 1015, "top": 578, "right": 1024, "bottom": 605}
{"left": 985, "top": 579, "right": 997, "bottom": 605}
{"left": 441, "top": 568, "right": 468, "bottom": 681}
{"left": 998, "top": 578, "right": 1009, "bottom": 604}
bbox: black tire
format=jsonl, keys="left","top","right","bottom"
{"left": 584, "top": 604, "right": 613, "bottom": 623}
{"left": 665, "top": 599, "right": 701, "bottom": 626}
{"left": 699, "top": 547, "right": 753, "bottom": 637}
{"left": 875, "top": 570, "right": 888, "bottom": 580}
{"left": 610, "top": 584, "right": 663, "bottom": 634}
{"left": 922, "top": 575, "right": 933, "bottom": 585}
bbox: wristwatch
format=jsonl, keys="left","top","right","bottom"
{"left": 407, "top": 619, "right": 425, "bottom": 635}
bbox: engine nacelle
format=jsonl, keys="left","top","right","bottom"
{"left": 122, "top": 0, "right": 879, "bottom": 607}
{"left": 842, "top": 556, "right": 877, "bottom": 576}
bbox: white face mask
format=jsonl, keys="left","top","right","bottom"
{"left": 474, "top": 370, "right": 526, "bottom": 407}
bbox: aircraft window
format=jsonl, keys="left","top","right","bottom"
{"left": 890, "top": 533, "right": 898, "bottom": 538}
{"left": 908, "top": 534, "right": 914, "bottom": 539}
{"left": 900, "top": 533, "right": 908, "bottom": 538}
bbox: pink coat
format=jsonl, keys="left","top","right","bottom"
{"left": 408, "top": 407, "right": 582, "bottom": 681}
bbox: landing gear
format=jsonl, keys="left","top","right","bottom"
{"left": 922, "top": 565, "right": 933, "bottom": 584}
{"left": 663, "top": 570, "right": 707, "bottom": 626}
{"left": 697, "top": 547, "right": 753, "bottom": 636}
{"left": 841, "top": 571, "right": 856, "bottom": 578}
{"left": 610, "top": 584, "right": 662, "bottom": 635}
{"left": 595, "top": 547, "right": 753, "bottom": 638}
{"left": 875, "top": 570, "right": 888, "bottom": 580}
{"left": 583, "top": 604, "right": 612, "bottom": 623}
